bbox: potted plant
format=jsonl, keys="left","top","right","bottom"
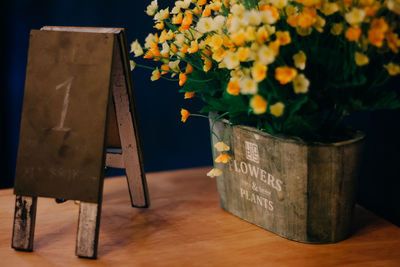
{"left": 131, "top": 0, "right": 400, "bottom": 243}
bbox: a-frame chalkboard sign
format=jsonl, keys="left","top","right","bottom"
{"left": 12, "top": 26, "right": 149, "bottom": 259}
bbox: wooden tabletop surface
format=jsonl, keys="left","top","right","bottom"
{"left": 1, "top": 167, "right": 399, "bottom": 266}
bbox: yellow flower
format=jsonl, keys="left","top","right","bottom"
{"left": 214, "top": 142, "right": 230, "bottom": 152}
{"left": 384, "top": 63, "right": 400, "bottom": 76}
{"left": 250, "top": 94, "right": 268, "bottom": 115}
{"left": 181, "top": 108, "right": 190, "bottom": 122}
{"left": 209, "top": 34, "right": 224, "bottom": 49}
{"left": 215, "top": 153, "right": 232, "bottom": 163}
{"left": 387, "top": 0, "right": 400, "bottom": 15}
{"left": 354, "top": 52, "right": 369, "bottom": 66}
{"left": 293, "top": 50, "right": 306, "bottom": 70}
{"left": 151, "top": 68, "right": 161, "bottom": 81}
{"left": 227, "top": 78, "right": 240, "bottom": 95}
{"left": 256, "top": 26, "right": 270, "bottom": 43}
{"left": 276, "top": 31, "right": 291, "bottom": 45}
{"left": 179, "top": 72, "right": 188, "bottom": 86}
{"left": 203, "top": 58, "right": 213, "bottom": 72}
{"left": 130, "top": 40, "right": 143, "bottom": 57}
{"left": 184, "top": 92, "right": 195, "bottom": 99}
{"left": 154, "top": 22, "right": 164, "bottom": 30}
{"left": 345, "top": 27, "right": 362, "bottom": 42}
{"left": 275, "top": 66, "right": 298, "bottom": 85}
{"left": 146, "top": 0, "right": 158, "bottom": 16}
{"left": 237, "top": 47, "right": 251, "bottom": 62}
{"left": 331, "top": 23, "right": 344, "bottom": 35}
{"left": 345, "top": 8, "right": 366, "bottom": 27}
{"left": 269, "top": 0, "right": 288, "bottom": 9}
{"left": 269, "top": 40, "right": 280, "bottom": 56}
{"left": 209, "top": 0, "right": 222, "bottom": 11}
{"left": 251, "top": 62, "right": 267, "bottom": 82}
{"left": 292, "top": 74, "right": 310, "bottom": 94}
{"left": 321, "top": 2, "right": 339, "bottom": 16}
{"left": 207, "top": 168, "right": 222, "bottom": 178}
{"left": 232, "top": 30, "right": 247, "bottom": 46}
{"left": 270, "top": 102, "right": 285, "bottom": 117}
{"left": 240, "top": 76, "right": 258, "bottom": 94}
{"left": 212, "top": 47, "right": 227, "bottom": 62}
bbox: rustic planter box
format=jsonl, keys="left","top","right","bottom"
{"left": 211, "top": 117, "right": 365, "bottom": 243}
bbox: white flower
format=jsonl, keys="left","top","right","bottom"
{"left": 207, "top": 168, "right": 223, "bottom": 178}
{"left": 244, "top": 10, "right": 261, "bottom": 26}
{"left": 214, "top": 142, "right": 230, "bottom": 152}
{"left": 213, "top": 15, "right": 226, "bottom": 32}
{"left": 196, "top": 17, "right": 215, "bottom": 33}
{"left": 146, "top": 0, "right": 158, "bottom": 16}
{"left": 160, "top": 42, "right": 169, "bottom": 54}
{"left": 292, "top": 74, "right": 310, "bottom": 94}
{"left": 231, "top": 4, "right": 245, "bottom": 17}
{"left": 258, "top": 45, "right": 275, "bottom": 65}
{"left": 174, "top": 34, "right": 186, "bottom": 47}
{"left": 240, "top": 76, "right": 258, "bottom": 94}
{"left": 130, "top": 40, "right": 143, "bottom": 57}
{"left": 345, "top": 8, "right": 366, "bottom": 26}
{"left": 130, "top": 60, "right": 136, "bottom": 71}
{"left": 176, "top": 0, "right": 191, "bottom": 9}
{"left": 144, "top": 33, "right": 156, "bottom": 48}
{"left": 261, "top": 10, "right": 278, "bottom": 24}
{"left": 168, "top": 60, "right": 180, "bottom": 77}
{"left": 154, "top": 8, "right": 169, "bottom": 23}
{"left": 223, "top": 52, "right": 240, "bottom": 70}
{"left": 387, "top": 0, "right": 400, "bottom": 15}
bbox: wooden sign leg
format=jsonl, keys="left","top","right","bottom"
{"left": 76, "top": 202, "right": 101, "bottom": 259}
{"left": 111, "top": 46, "right": 149, "bottom": 208}
{"left": 12, "top": 195, "right": 37, "bottom": 251}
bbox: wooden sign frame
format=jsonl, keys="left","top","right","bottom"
{"left": 12, "top": 27, "right": 149, "bottom": 259}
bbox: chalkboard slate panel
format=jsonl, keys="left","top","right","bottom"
{"left": 14, "top": 30, "right": 115, "bottom": 203}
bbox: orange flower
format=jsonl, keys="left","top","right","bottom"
{"left": 143, "top": 50, "right": 154, "bottom": 59}
{"left": 275, "top": 66, "right": 298, "bottom": 85}
{"left": 203, "top": 58, "right": 212, "bottom": 72}
{"left": 386, "top": 32, "right": 400, "bottom": 53}
{"left": 215, "top": 153, "right": 232, "bottom": 163}
{"left": 368, "top": 28, "right": 385, "bottom": 47}
{"left": 197, "top": 0, "right": 207, "bottom": 6}
{"left": 179, "top": 72, "right": 188, "bottom": 86}
{"left": 181, "top": 11, "right": 193, "bottom": 30}
{"left": 172, "top": 13, "right": 183, "bottom": 24}
{"left": 188, "top": 41, "right": 199, "bottom": 54}
{"left": 160, "top": 64, "right": 170, "bottom": 74}
{"left": 202, "top": 6, "right": 212, "bottom": 17}
{"left": 154, "top": 22, "right": 164, "bottom": 30}
{"left": 227, "top": 79, "right": 240, "bottom": 95}
{"left": 193, "top": 6, "right": 203, "bottom": 15}
{"left": 184, "top": 92, "right": 195, "bottom": 99}
{"left": 345, "top": 27, "right": 362, "bottom": 41}
{"left": 259, "top": 4, "right": 279, "bottom": 20}
{"left": 170, "top": 43, "right": 178, "bottom": 53}
{"left": 185, "top": 63, "right": 194, "bottom": 74}
{"left": 276, "top": 31, "right": 291, "bottom": 45}
{"left": 181, "top": 108, "right": 190, "bottom": 122}
{"left": 250, "top": 94, "right": 267, "bottom": 115}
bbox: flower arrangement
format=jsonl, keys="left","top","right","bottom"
{"left": 131, "top": 0, "right": 400, "bottom": 175}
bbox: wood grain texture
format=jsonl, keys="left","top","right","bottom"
{"left": 105, "top": 153, "right": 124, "bottom": 169}
{"left": 11, "top": 196, "right": 37, "bottom": 251}
{"left": 1, "top": 168, "right": 399, "bottom": 266}
{"left": 111, "top": 38, "right": 149, "bottom": 208}
{"left": 76, "top": 202, "right": 101, "bottom": 259}
{"left": 211, "top": 118, "right": 365, "bottom": 243}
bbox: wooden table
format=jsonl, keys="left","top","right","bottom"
{"left": 1, "top": 167, "right": 399, "bottom": 266}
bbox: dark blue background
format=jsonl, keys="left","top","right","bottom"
{"left": 1, "top": 0, "right": 212, "bottom": 188}
{"left": 1, "top": 1, "right": 399, "bottom": 225}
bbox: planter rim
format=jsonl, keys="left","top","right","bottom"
{"left": 215, "top": 118, "right": 365, "bottom": 147}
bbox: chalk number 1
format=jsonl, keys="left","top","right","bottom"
{"left": 53, "top": 77, "right": 73, "bottom": 131}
